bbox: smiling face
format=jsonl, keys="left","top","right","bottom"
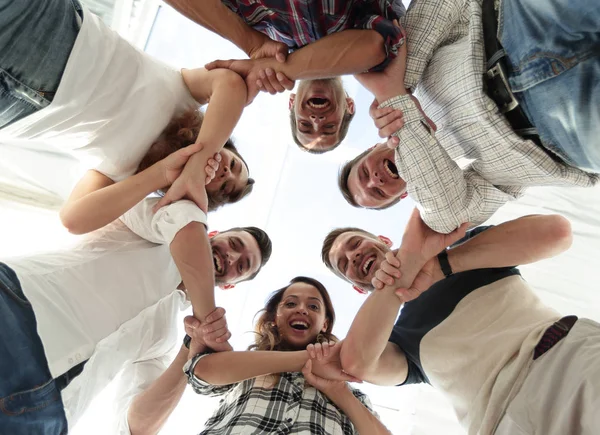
{"left": 289, "top": 78, "right": 355, "bottom": 152}
{"left": 347, "top": 143, "right": 406, "bottom": 208}
{"left": 275, "top": 282, "right": 329, "bottom": 350}
{"left": 209, "top": 230, "right": 261, "bottom": 287}
{"left": 328, "top": 231, "right": 393, "bottom": 291}
{"left": 206, "top": 147, "right": 249, "bottom": 202}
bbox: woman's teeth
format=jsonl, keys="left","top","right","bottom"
{"left": 290, "top": 320, "right": 309, "bottom": 330}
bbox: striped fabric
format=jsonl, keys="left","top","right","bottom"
{"left": 222, "top": 0, "right": 406, "bottom": 71}
{"left": 378, "top": 0, "right": 597, "bottom": 234}
{"left": 186, "top": 354, "right": 375, "bottom": 434}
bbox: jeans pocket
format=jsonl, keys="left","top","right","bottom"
{"left": 0, "top": 379, "right": 61, "bottom": 416}
{"left": 0, "top": 265, "right": 31, "bottom": 308}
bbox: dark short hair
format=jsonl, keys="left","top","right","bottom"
{"left": 225, "top": 226, "right": 273, "bottom": 281}
{"left": 339, "top": 148, "right": 402, "bottom": 210}
{"left": 321, "top": 227, "right": 377, "bottom": 279}
{"left": 289, "top": 110, "right": 356, "bottom": 154}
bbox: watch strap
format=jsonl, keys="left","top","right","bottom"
{"left": 437, "top": 249, "right": 453, "bottom": 278}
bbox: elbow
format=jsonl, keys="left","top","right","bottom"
{"left": 193, "top": 355, "right": 223, "bottom": 385}
{"left": 545, "top": 214, "right": 573, "bottom": 253}
{"left": 58, "top": 208, "right": 89, "bottom": 235}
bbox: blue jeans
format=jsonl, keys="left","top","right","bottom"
{"left": 0, "top": 264, "right": 68, "bottom": 435}
{"left": 0, "top": 0, "right": 82, "bottom": 129}
{"left": 499, "top": 0, "right": 600, "bottom": 173}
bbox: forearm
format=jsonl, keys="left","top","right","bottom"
{"left": 260, "top": 30, "right": 385, "bottom": 80}
{"left": 341, "top": 288, "right": 402, "bottom": 379}
{"left": 128, "top": 347, "right": 189, "bottom": 435}
{"left": 164, "top": 0, "right": 263, "bottom": 55}
{"left": 170, "top": 222, "right": 216, "bottom": 322}
{"left": 449, "top": 215, "right": 573, "bottom": 271}
{"left": 328, "top": 388, "right": 391, "bottom": 435}
{"left": 181, "top": 69, "right": 247, "bottom": 177}
{"left": 193, "top": 350, "right": 308, "bottom": 385}
{"left": 60, "top": 167, "right": 164, "bottom": 235}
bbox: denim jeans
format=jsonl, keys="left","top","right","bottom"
{"left": 0, "top": 263, "right": 68, "bottom": 435}
{"left": 499, "top": 0, "right": 600, "bottom": 173}
{"left": 0, "top": 0, "right": 82, "bottom": 129}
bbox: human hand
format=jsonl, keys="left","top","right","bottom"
{"left": 396, "top": 208, "right": 468, "bottom": 284}
{"left": 371, "top": 251, "right": 403, "bottom": 290}
{"left": 306, "top": 341, "right": 361, "bottom": 383}
{"left": 204, "top": 153, "right": 222, "bottom": 185}
{"left": 393, "top": 257, "right": 438, "bottom": 302}
{"left": 205, "top": 58, "right": 293, "bottom": 104}
{"left": 157, "top": 142, "right": 205, "bottom": 187}
{"left": 369, "top": 99, "right": 405, "bottom": 139}
{"left": 153, "top": 151, "right": 216, "bottom": 213}
{"left": 302, "top": 358, "right": 350, "bottom": 399}
{"left": 248, "top": 37, "right": 288, "bottom": 63}
{"left": 184, "top": 307, "right": 233, "bottom": 356}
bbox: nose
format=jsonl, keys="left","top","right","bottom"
{"left": 218, "top": 165, "right": 231, "bottom": 179}
{"left": 226, "top": 250, "right": 241, "bottom": 265}
{"left": 295, "top": 304, "right": 308, "bottom": 315}
{"left": 366, "top": 170, "right": 384, "bottom": 188}
{"left": 347, "top": 249, "right": 361, "bottom": 264}
{"left": 309, "top": 115, "right": 324, "bottom": 128}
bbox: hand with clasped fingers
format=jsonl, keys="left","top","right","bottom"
{"left": 305, "top": 341, "right": 362, "bottom": 385}
{"left": 205, "top": 58, "right": 295, "bottom": 105}
{"left": 373, "top": 208, "right": 468, "bottom": 300}
{"left": 152, "top": 146, "right": 222, "bottom": 213}
{"left": 304, "top": 341, "right": 361, "bottom": 398}
{"left": 184, "top": 307, "right": 233, "bottom": 356}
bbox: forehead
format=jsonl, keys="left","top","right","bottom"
{"left": 282, "top": 282, "right": 323, "bottom": 302}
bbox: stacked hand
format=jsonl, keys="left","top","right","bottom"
{"left": 184, "top": 307, "right": 233, "bottom": 357}
{"left": 303, "top": 341, "right": 360, "bottom": 397}
{"left": 372, "top": 209, "right": 468, "bottom": 300}
{"left": 205, "top": 58, "right": 295, "bottom": 105}
{"left": 153, "top": 146, "right": 221, "bottom": 213}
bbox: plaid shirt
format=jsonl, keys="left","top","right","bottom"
{"left": 222, "top": 0, "right": 406, "bottom": 71}
{"left": 380, "top": 0, "right": 598, "bottom": 234}
{"left": 186, "top": 354, "right": 376, "bottom": 434}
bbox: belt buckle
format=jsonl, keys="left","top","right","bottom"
{"left": 486, "top": 63, "right": 519, "bottom": 113}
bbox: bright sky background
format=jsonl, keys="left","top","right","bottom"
{"left": 1, "top": 2, "right": 600, "bottom": 434}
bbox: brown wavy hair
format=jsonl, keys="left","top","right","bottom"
{"left": 248, "top": 276, "right": 338, "bottom": 352}
{"left": 137, "top": 107, "right": 254, "bottom": 211}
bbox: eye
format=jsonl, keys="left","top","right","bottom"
{"left": 300, "top": 121, "right": 311, "bottom": 127}
{"left": 285, "top": 302, "right": 296, "bottom": 308}
{"left": 230, "top": 159, "right": 236, "bottom": 170}
{"left": 353, "top": 239, "right": 360, "bottom": 249}
{"left": 376, "top": 188, "right": 385, "bottom": 198}
{"left": 220, "top": 181, "right": 229, "bottom": 193}
{"left": 238, "top": 262, "right": 243, "bottom": 273}
{"left": 309, "top": 304, "right": 320, "bottom": 311}
{"left": 362, "top": 166, "right": 368, "bottom": 179}
{"left": 324, "top": 124, "right": 335, "bottom": 129}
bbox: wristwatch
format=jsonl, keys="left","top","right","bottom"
{"left": 437, "top": 249, "right": 453, "bottom": 278}
{"left": 183, "top": 334, "right": 192, "bottom": 349}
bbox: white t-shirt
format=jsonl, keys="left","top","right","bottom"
{"left": 4, "top": 198, "right": 207, "bottom": 379}
{"left": 0, "top": 6, "right": 198, "bottom": 182}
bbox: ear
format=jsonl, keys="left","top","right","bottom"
{"left": 377, "top": 235, "right": 393, "bottom": 247}
{"left": 321, "top": 318, "right": 329, "bottom": 333}
{"left": 289, "top": 94, "right": 296, "bottom": 111}
{"left": 345, "top": 97, "right": 355, "bottom": 115}
{"left": 218, "top": 283, "right": 235, "bottom": 290}
{"left": 208, "top": 230, "right": 219, "bottom": 239}
{"left": 352, "top": 285, "right": 368, "bottom": 295}
{"left": 400, "top": 192, "right": 408, "bottom": 199}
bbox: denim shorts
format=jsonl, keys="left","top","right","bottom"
{"left": 0, "top": 263, "right": 68, "bottom": 435}
{"left": 0, "top": 0, "right": 83, "bottom": 130}
{"left": 499, "top": 0, "right": 600, "bottom": 172}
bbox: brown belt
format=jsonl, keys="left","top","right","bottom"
{"left": 533, "top": 315, "right": 578, "bottom": 360}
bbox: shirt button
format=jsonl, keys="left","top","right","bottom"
{"left": 286, "top": 418, "right": 292, "bottom": 423}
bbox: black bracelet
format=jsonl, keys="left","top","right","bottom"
{"left": 437, "top": 249, "right": 453, "bottom": 278}
{"left": 183, "top": 334, "right": 192, "bottom": 349}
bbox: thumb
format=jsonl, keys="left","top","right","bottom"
{"left": 205, "top": 59, "right": 232, "bottom": 70}
{"left": 386, "top": 136, "right": 400, "bottom": 149}
{"left": 276, "top": 45, "right": 287, "bottom": 63}
{"left": 152, "top": 195, "right": 171, "bottom": 213}
{"left": 184, "top": 316, "right": 201, "bottom": 330}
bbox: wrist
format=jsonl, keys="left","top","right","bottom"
{"left": 431, "top": 256, "right": 445, "bottom": 283}
{"left": 144, "top": 162, "right": 170, "bottom": 191}
{"left": 374, "top": 87, "right": 409, "bottom": 104}
{"left": 326, "top": 383, "right": 352, "bottom": 403}
{"left": 243, "top": 30, "right": 268, "bottom": 57}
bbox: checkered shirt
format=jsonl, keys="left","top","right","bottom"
{"left": 186, "top": 354, "right": 376, "bottom": 434}
{"left": 379, "top": 0, "right": 597, "bottom": 233}
{"left": 222, "top": 0, "right": 406, "bottom": 71}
